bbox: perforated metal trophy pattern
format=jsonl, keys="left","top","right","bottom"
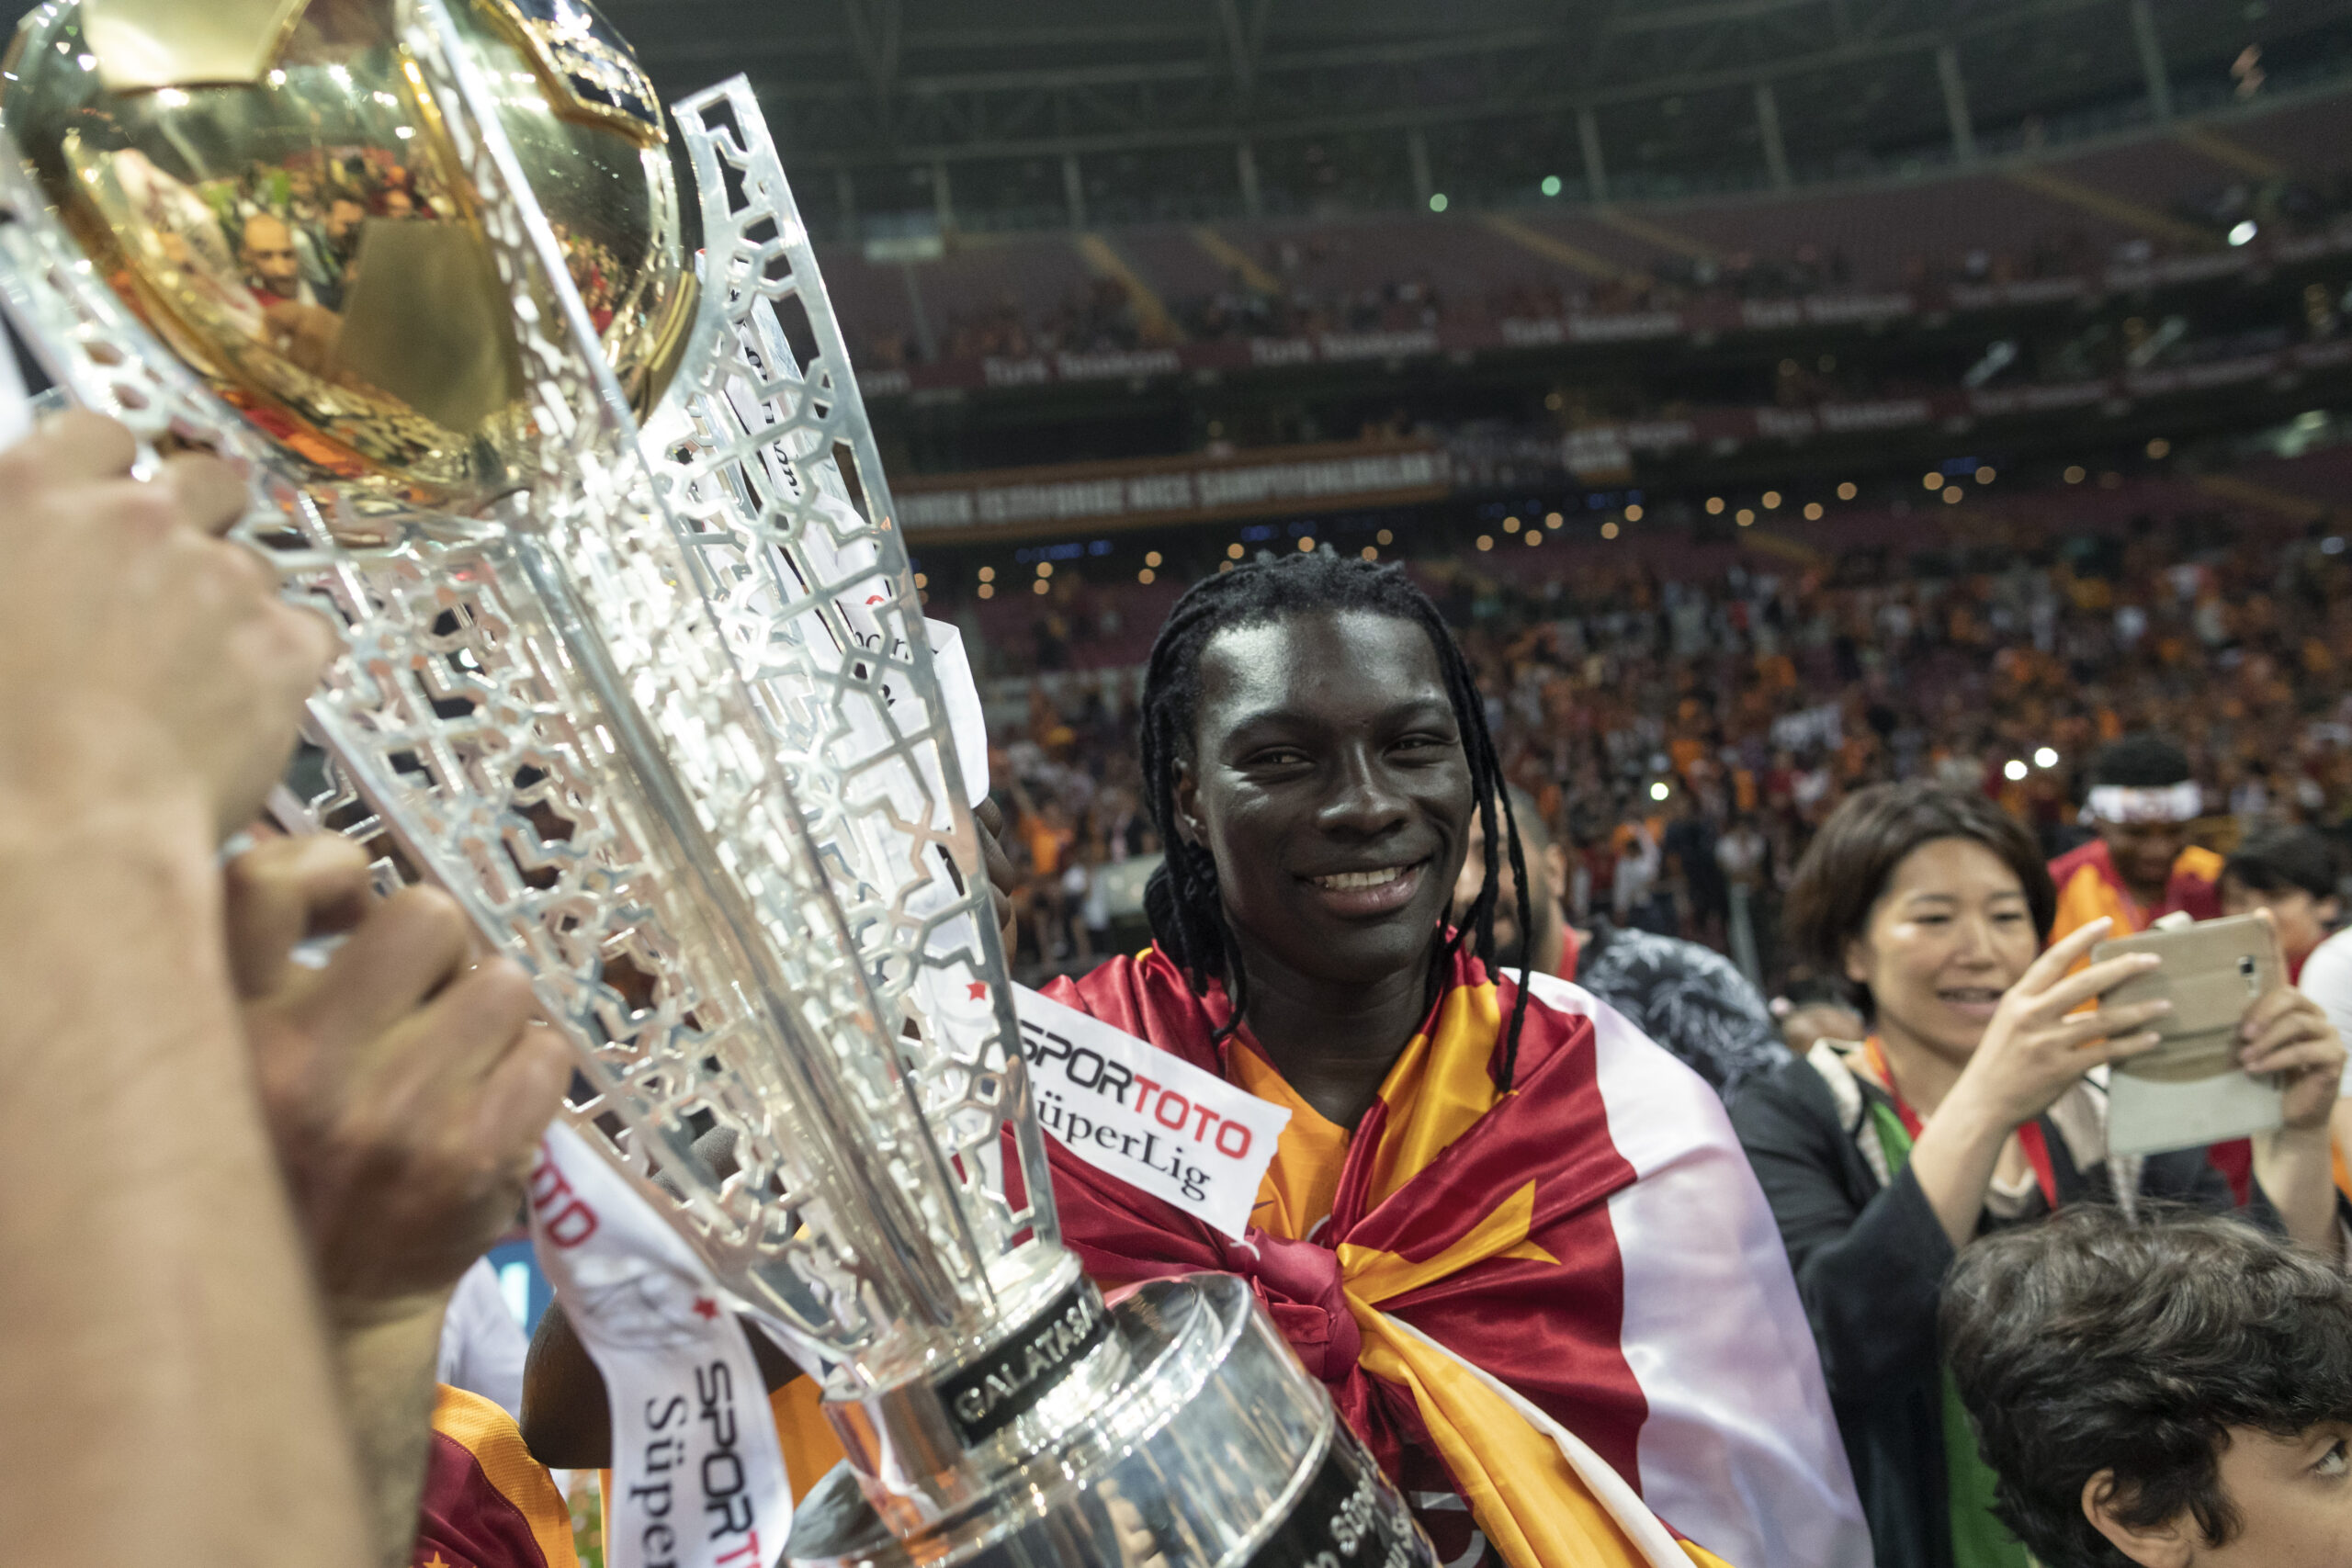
{"left": 0, "top": 3, "right": 1436, "bottom": 1564}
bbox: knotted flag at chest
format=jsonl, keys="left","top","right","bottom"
{"left": 1016, "top": 944, "right": 1870, "bottom": 1568}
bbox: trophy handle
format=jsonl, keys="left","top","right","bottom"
{"left": 647, "top": 75, "right": 1064, "bottom": 1273}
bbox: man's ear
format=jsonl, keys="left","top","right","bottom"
{"left": 1542, "top": 840, "right": 1569, "bottom": 904}
{"left": 1170, "top": 757, "right": 1206, "bottom": 850}
{"left": 2082, "top": 1469, "right": 2195, "bottom": 1568}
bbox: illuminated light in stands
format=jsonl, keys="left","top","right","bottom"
{"left": 1704, "top": 497, "right": 1724, "bottom": 515}
{"left": 2004, "top": 759, "right": 2029, "bottom": 782}
{"left": 1219, "top": 560, "right": 1235, "bottom": 572}
{"left": 1975, "top": 466, "right": 1996, "bottom": 484}
{"left": 1649, "top": 781, "right": 1670, "bottom": 802}
{"left": 1524, "top": 529, "right": 1542, "bottom": 547}
{"left": 1297, "top": 536, "right": 1316, "bottom": 551}
{"left": 1036, "top": 561, "right": 1054, "bottom": 577}
{"left": 1836, "top": 481, "right": 1857, "bottom": 501}
{"left": 1544, "top": 512, "right": 1563, "bottom": 529}
{"left": 1376, "top": 528, "right": 1394, "bottom": 546}
{"left": 1921, "top": 472, "right": 1942, "bottom": 490}
{"left": 978, "top": 565, "right": 995, "bottom": 581}
{"left": 1804, "top": 502, "right": 1824, "bottom": 521}
{"left": 1736, "top": 509, "right": 1756, "bottom": 526}
{"left": 2099, "top": 471, "right": 2122, "bottom": 488}
{"left": 1137, "top": 568, "right": 1155, "bottom": 584}
{"left": 1541, "top": 175, "right": 1563, "bottom": 197}
{"left": 1503, "top": 515, "right": 1521, "bottom": 533}
{"left": 1600, "top": 521, "right": 1620, "bottom": 539}
{"left": 1544, "top": 390, "right": 1565, "bottom": 411}
{"left": 2229, "top": 220, "right": 2258, "bottom": 246}
{"left": 1429, "top": 193, "right": 1449, "bottom": 212}
{"left": 2034, "top": 747, "right": 2060, "bottom": 769}
{"left": 1227, "top": 542, "right": 1246, "bottom": 559}
{"left": 2064, "top": 466, "right": 2086, "bottom": 484}
{"left": 914, "top": 572, "right": 927, "bottom": 589}
{"left": 978, "top": 583, "right": 995, "bottom": 599}
{"left": 1361, "top": 546, "right": 1378, "bottom": 561}
{"left": 1144, "top": 550, "right": 1162, "bottom": 568}
{"left": 1943, "top": 486, "right": 1963, "bottom": 504}
{"left": 1761, "top": 491, "right": 1781, "bottom": 510}
{"left": 1623, "top": 504, "right": 1644, "bottom": 523}
{"left": 1032, "top": 578, "right": 1050, "bottom": 595}
{"left": 1476, "top": 535, "right": 1494, "bottom": 551}
{"left": 2146, "top": 437, "right": 2171, "bottom": 459}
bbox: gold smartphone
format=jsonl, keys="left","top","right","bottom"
{"left": 2091, "top": 913, "right": 2283, "bottom": 1084}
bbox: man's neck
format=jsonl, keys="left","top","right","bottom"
{"left": 2103, "top": 840, "right": 2168, "bottom": 912}
{"left": 1237, "top": 942, "right": 1434, "bottom": 1131}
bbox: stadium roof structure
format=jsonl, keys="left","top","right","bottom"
{"left": 606, "top": 0, "right": 2352, "bottom": 228}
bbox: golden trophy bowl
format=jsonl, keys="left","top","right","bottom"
{"left": 2, "top": 0, "right": 693, "bottom": 506}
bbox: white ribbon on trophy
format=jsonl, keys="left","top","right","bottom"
{"left": 528, "top": 1123, "right": 793, "bottom": 1568}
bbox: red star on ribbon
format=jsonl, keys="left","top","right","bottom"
{"left": 692, "top": 1296, "right": 719, "bottom": 1321}
{"left": 967, "top": 981, "right": 988, "bottom": 1001}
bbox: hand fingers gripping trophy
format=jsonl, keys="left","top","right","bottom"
{"left": 0, "top": 4, "right": 1436, "bottom": 1566}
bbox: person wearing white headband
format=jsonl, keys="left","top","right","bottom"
{"left": 2046, "top": 734, "right": 2222, "bottom": 946}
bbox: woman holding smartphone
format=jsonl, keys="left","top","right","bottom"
{"left": 1731, "top": 782, "right": 2345, "bottom": 1568}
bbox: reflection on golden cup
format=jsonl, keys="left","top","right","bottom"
{"left": 2, "top": 0, "right": 690, "bottom": 508}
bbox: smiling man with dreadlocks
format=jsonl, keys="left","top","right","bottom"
{"left": 1004, "top": 551, "right": 1868, "bottom": 1568}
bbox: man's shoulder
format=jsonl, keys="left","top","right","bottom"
{"left": 2048, "top": 838, "right": 2111, "bottom": 882}
{"left": 2175, "top": 843, "right": 2225, "bottom": 884}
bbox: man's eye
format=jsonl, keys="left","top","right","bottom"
{"left": 2317, "top": 1439, "right": 2348, "bottom": 1478}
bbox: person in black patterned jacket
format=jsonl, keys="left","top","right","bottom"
{"left": 1453, "top": 785, "right": 1788, "bottom": 1098}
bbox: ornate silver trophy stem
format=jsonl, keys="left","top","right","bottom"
{"left": 0, "top": 2, "right": 1438, "bottom": 1562}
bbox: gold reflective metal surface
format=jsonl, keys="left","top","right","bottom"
{"left": 80, "top": 0, "right": 310, "bottom": 92}
{"left": 1, "top": 0, "right": 684, "bottom": 508}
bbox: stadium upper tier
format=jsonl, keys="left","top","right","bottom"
{"left": 817, "top": 87, "right": 2352, "bottom": 393}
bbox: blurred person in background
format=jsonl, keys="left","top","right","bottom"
{"left": 2229, "top": 824, "right": 2352, "bottom": 1201}
{"left": 2222, "top": 825, "right": 2345, "bottom": 983}
{"left": 1733, "top": 782, "right": 2343, "bottom": 1568}
{"left": 1776, "top": 983, "right": 1868, "bottom": 1059}
{"left": 2048, "top": 735, "right": 2223, "bottom": 944}
{"left": 1453, "top": 785, "right": 1786, "bottom": 1099}
{"left": 1943, "top": 1207, "right": 2352, "bottom": 1568}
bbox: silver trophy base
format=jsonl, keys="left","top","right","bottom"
{"left": 786, "top": 1273, "right": 1438, "bottom": 1568}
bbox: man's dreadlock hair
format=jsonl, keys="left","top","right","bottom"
{"left": 1136, "top": 549, "right": 1536, "bottom": 1090}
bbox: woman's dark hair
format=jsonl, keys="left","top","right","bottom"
{"left": 1784, "top": 782, "right": 2055, "bottom": 1013}
{"left": 1136, "top": 550, "right": 1533, "bottom": 1089}
{"left": 2222, "top": 824, "right": 2341, "bottom": 906}
{"left": 1942, "top": 1205, "right": 2352, "bottom": 1568}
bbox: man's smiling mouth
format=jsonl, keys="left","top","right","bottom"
{"left": 1309, "top": 864, "right": 1415, "bottom": 891}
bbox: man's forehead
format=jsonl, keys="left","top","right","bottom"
{"left": 1197, "top": 610, "right": 1447, "bottom": 717}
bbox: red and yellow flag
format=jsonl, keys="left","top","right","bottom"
{"left": 1032, "top": 945, "right": 1870, "bottom": 1568}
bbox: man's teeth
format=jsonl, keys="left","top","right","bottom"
{"left": 1940, "top": 988, "right": 2001, "bottom": 1002}
{"left": 1314, "top": 866, "right": 1409, "bottom": 891}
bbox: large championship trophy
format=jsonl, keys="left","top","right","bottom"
{"left": 0, "top": 3, "right": 1433, "bottom": 1564}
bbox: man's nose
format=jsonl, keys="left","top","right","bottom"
{"left": 1317, "top": 749, "right": 1411, "bottom": 836}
